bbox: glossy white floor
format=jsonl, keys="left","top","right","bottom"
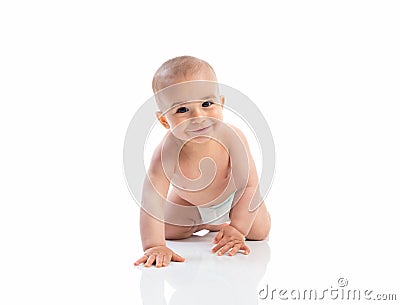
{"left": 136, "top": 231, "right": 270, "bottom": 305}
{"left": 131, "top": 203, "right": 400, "bottom": 304}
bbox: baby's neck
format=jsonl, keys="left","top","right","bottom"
{"left": 180, "top": 138, "right": 215, "bottom": 157}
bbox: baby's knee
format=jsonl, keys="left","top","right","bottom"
{"left": 247, "top": 225, "right": 270, "bottom": 241}
{"left": 165, "top": 223, "right": 197, "bottom": 240}
{"left": 246, "top": 213, "right": 271, "bottom": 241}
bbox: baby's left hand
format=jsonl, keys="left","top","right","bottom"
{"left": 212, "top": 225, "right": 250, "bottom": 256}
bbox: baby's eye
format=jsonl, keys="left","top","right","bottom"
{"left": 202, "top": 100, "right": 214, "bottom": 107}
{"left": 176, "top": 106, "right": 189, "bottom": 113}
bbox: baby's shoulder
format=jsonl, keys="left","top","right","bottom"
{"left": 220, "top": 123, "right": 249, "bottom": 149}
{"left": 148, "top": 132, "right": 177, "bottom": 174}
{"left": 224, "top": 122, "right": 245, "bottom": 136}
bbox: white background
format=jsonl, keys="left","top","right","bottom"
{"left": 1, "top": 0, "right": 399, "bottom": 304}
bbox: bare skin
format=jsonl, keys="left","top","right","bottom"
{"left": 134, "top": 69, "right": 271, "bottom": 268}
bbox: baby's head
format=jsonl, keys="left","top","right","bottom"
{"left": 152, "top": 56, "right": 217, "bottom": 93}
{"left": 153, "top": 56, "right": 225, "bottom": 142}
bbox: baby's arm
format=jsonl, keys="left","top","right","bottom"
{"left": 212, "top": 127, "right": 265, "bottom": 256}
{"left": 134, "top": 143, "right": 185, "bottom": 267}
{"left": 229, "top": 127, "right": 263, "bottom": 236}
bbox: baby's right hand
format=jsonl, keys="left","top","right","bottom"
{"left": 134, "top": 246, "right": 185, "bottom": 268}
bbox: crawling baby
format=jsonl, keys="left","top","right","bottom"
{"left": 134, "top": 56, "right": 271, "bottom": 268}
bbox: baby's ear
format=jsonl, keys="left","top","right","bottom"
{"left": 156, "top": 111, "right": 170, "bottom": 129}
{"left": 220, "top": 95, "right": 225, "bottom": 109}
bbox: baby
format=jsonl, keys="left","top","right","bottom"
{"left": 134, "top": 56, "right": 271, "bottom": 268}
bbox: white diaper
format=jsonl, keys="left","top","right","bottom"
{"left": 197, "top": 192, "right": 236, "bottom": 225}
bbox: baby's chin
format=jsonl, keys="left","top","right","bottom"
{"left": 170, "top": 132, "right": 213, "bottom": 145}
{"left": 187, "top": 136, "right": 213, "bottom": 144}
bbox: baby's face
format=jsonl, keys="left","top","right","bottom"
{"left": 156, "top": 72, "right": 224, "bottom": 143}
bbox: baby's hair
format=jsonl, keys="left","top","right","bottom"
{"left": 152, "top": 56, "right": 216, "bottom": 93}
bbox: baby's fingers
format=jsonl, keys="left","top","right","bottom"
{"left": 211, "top": 238, "right": 227, "bottom": 253}
{"left": 228, "top": 244, "right": 241, "bottom": 256}
{"left": 213, "top": 230, "right": 224, "bottom": 244}
{"left": 162, "top": 255, "right": 172, "bottom": 267}
{"left": 155, "top": 255, "right": 164, "bottom": 268}
{"left": 171, "top": 252, "right": 185, "bottom": 263}
{"left": 216, "top": 242, "right": 236, "bottom": 256}
{"left": 134, "top": 255, "right": 148, "bottom": 266}
{"left": 240, "top": 244, "right": 250, "bottom": 255}
{"left": 144, "top": 255, "right": 156, "bottom": 267}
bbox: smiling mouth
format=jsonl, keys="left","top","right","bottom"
{"left": 189, "top": 125, "right": 212, "bottom": 133}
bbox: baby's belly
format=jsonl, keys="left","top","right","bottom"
{"left": 171, "top": 174, "right": 236, "bottom": 207}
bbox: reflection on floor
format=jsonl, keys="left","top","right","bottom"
{"left": 137, "top": 231, "right": 270, "bottom": 305}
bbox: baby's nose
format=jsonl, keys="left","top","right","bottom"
{"left": 190, "top": 114, "right": 206, "bottom": 124}
{"left": 191, "top": 106, "right": 206, "bottom": 118}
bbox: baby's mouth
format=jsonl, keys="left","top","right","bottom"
{"left": 189, "top": 125, "right": 212, "bottom": 134}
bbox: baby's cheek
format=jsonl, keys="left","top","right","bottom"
{"left": 210, "top": 109, "right": 223, "bottom": 119}
{"left": 170, "top": 125, "right": 189, "bottom": 140}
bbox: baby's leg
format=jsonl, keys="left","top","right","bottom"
{"left": 164, "top": 191, "right": 206, "bottom": 240}
{"left": 245, "top": 203, "right": 271, "bottom": 241}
